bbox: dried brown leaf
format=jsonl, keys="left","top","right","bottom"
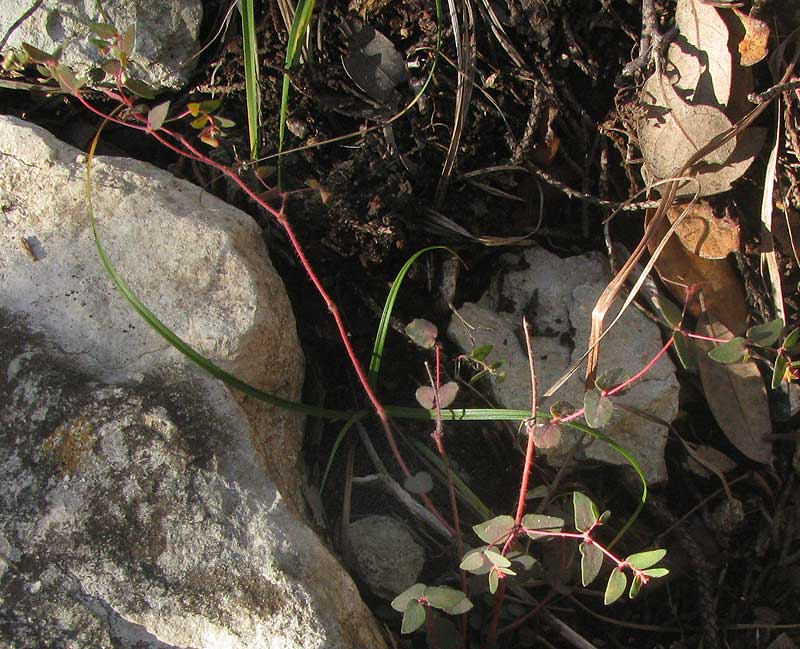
{"left": 667, "top": 201, "right": 740, "bottom": 259}
{"left": 696, "top": 316, "right": 773, "bottom": 465}
{"left": 638, "top": 76, "right": 735, "bottom": 181}
{"left": 645, "top": 207, "right": 748, "bottom": 334}
{"left": 675, "top": 0, "right": 732, "bottom": 107}
{"left": 732, "top": 9, "right": 770, "bottom": 67}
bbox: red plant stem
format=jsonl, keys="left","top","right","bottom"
{"left": 556, "top": 336, "right": 676, "bottom": 425}
{"left": 515, "top": 317, "right": 538, "bottom": 526}
{"left": 684, "top": 331, "right": 728, "bottom": 344}
{"left": 604, "top": 336, "right": 674, "bottom": 398}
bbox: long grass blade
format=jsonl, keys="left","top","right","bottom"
{"left": 278, "top": 0, "right": 317, "bottom": 186}
{"left": 368, "top": 246, "right": 457, "bottom": 387}
{"left": 240, "top": 0, "right": 261, "bottom": 160}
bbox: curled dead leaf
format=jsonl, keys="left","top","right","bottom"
{"left": 645, "top": 207, "right": 748, "bottom": 334}
{"left": 732, "top": 8, "right": 770, "bottom": 67}
{"left": 674, "top": 0, "right": 732, "bottom": 107}
{"left": 667, "top": 201, "right": 740, "bottom": 259}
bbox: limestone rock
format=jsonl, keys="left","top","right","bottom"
{"left": 0, "top": 0, "right": 202, "bottom": 90}
{"left": 0, "top": 115, "right": 304, "bottom": 507}
{"left": 0, "top": 311, "right": 388, "bottom": 649}
{"left": 448, "top": 247, "right": 679, "bottom": 483}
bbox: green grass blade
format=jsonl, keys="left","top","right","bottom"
{"left": 319, "top": 412, "right": 364, "bottom": 493}
{"left": 240, "top": 0, "right": 260, "bottom": 160}
{"left": 278, "top": 0, "right": 317, "bottom": 186}
{"left": 84, "top": 120, "right": 348, "bottom": 421}
{"left": 368, "top": 246, "right": 457, "bottom": 388}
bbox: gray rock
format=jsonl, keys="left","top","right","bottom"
{"left": 0, "top": 0, "right": 202, "bottom": 90}
{"left": 346, "top": 516, "right": 425, "bottom": 600}
{"left": 448, "top": 247, "right": 679, "bottom": 483}
{"left": 0, "top": 115, "right": 305, "bottom": 507}
{"left": 0, "top": 312, "right": 387, "bottom": 649}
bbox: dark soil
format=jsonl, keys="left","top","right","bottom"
{"left": 4, "top": 0, "right": 800, "bottom": 647}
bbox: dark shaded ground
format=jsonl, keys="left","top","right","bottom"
{"left": 3, "top": 0, "right": 800, "bottom": 647}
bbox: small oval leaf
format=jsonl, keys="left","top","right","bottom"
{"left": 584, "top": 390, "right": 613, "bottom": 428}
{"left": 147, "top": 100, "right": 170, "bottom": 130}
{"left": 625, "top": 549, "right": 666, "bottom": 570}
{"left": 604, "top": 568, "right": 627, "bottom": 605}
{"left": 521, "top": 514, "right": 564, "bottom": 535}
{"left": 580, "top": 541, "right": 603, "bottom": 587}
{"left": 747, "top": 319, "right": 783, "bottom": 347}
{"left": 708, "top": 337, "right": 748, "bottom": 364}
{"left": 401, "top": 599, "right": 426, "bottom": 634}
{"left": 772, "top": 354, "right": 789, "bottom": 389}
{"left": 405, "top": 318, "right": 438, "bottom": 349}
{"left": 642, "top": 567, "right": 670, "bottom": 578}
{"left": 391, "top": 583, "right": 426, "bottom": 612}
{"left": 473, "top": 515, "right": 515, "bottom": 544}
{"left": 404, "top": 471, "right": 434, "bottom": 494}
{"left": 424, "top": 586, "right": 466, "bottom": 611}
{"left": 574, "top": 492, "right": 599, "bottom": 532}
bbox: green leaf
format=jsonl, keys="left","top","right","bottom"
{"left": 673, "top": 331, "right": 697, "bottom": 370}
{"left": 642, "top": 567, "right": 669, "bottom": 578}
{"left": 488, "top": 570, "right": 499, "bottom": 594}
{"left": 406, "top": 318, "right": 438, "bottom": 349}
{"left": 123, "top": 77, "right": 155, "bottom": 99}
{"left": 89, "top": 22, "right": 118, "bottom": 39}
{"left": 773, "top": 354, "right": 789, "bottom": 389}
{"left": 239, "top": 0, "right": 261, "bottom": 159}
{"left": 783, "top": 327, "right": 800, "bottom": 352}
{"left": 199, "top": 99, "right": 222, "bottom": 113}
{"left": 629, "top": 574, "right": 643, "bottom": 599}
{"left": 404, "top": 471, "right": 434, "bottom": 494}
{"left": 471, "top": 344, "right": 493, "bottom": 362}
{"left": 521, "top": 514, "right": 564, "bottom": 535}
{"left": 549, "top": 400, "right": 575, "bottom": 419}
{"left": 191, "top": 115, "right": 209, "bottom": 129}
{"left": 483, "top": 550, "right": 511, "bottom": 568}
{"left": 595, "top": 368, "right": 627, "bottom": 392}
{"left": 119, "top": 27, "right": 136, "bottom": 58}
{"left": 579, "top": 541, "right": 603, "bottom": 587}
{"left": 424, "top": 586, "right": 467, "bottom": 611}
{"left": 625, "top": 549, "right": 666, "bottom": 570}
{"left": 147, "top": 100, "right": 170, "bottom": 130}
{"left": 416, "top": 382, "right": 459, "bottom": 410}
{"left": 747, "top": 319, "right": 783, "bottom": 347}
{"left": 459, "top": 548, "right": 491, "bottom": 574}
{"left": 573, "top": 492, "right": 599, "bottom": 532}
{"left": 653, "top": 294, "right": 683, "bottom": 328}
{"left": 707, "top": 337, "right": 748, "bottom": 364}
{"left": 473, "top": 515, "right": 515, "bottom": 544}
{"left": 215, "top": 116, "right": 236, "bottom": 129}
{"left": 401, "top": 599, "right": 426, "bottom": 634}
{"left": 391, "top": 583, "right": 426, "bottom": 612}
{"left": 604, "top": 568, "right": 627, "bottom": 605}
{"left": 21, "top": 43, "right": 54, "bottom": 64}
{"left": 88, "top": 37, "right": 111, "bottom": 51}
{"left": 54, "top": 65, "right": 84, "bottom": 94}
{"left": 444, "top": 596, "right": 473, "bottom": 615}
{"left": 583, "top": 390, "right": 613, "bottom": 428}
{"left": 597, "top": 510, "right": 611, "bottom": 525}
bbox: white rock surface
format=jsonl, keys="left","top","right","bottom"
{"left": 0, "top": 0, "right": 201, "bottom": 90}
{"left": 0, "top": 313, "right": 387, "bottom": 649}
{"left": 448, "top": 247, "right": 679, "bottom": 483}
{"left": 0, "top": 115, "right": 305, "bottom": 505}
